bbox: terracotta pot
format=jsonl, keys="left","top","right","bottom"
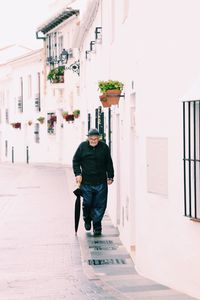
{"left": 105, "top": 89, "right": 121, "bottom": 105}
{"left": 12, "top": 122, "right": 21, "bottom": 129}
{"left": 99, "top": 94, "right": 111, "bottom": 108}
{"left": 74, "top": 114, "right": 80, "bottom": 119}
{"left": 65, "top": 114, "right": 74, "bottom": 122}
{"left": 51, "top": 76, "right": 64, "bottom": 84}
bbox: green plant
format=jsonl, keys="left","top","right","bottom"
{"left": 37, "top": 116, "right": 45, "bottom": 123}
{"left": 47, "top": 66, "right": 65, "bottom": 81}
{"left": 73, "top": 109, "right": 80, "bottom": 116}
{"left": 62, "top": 111, "right": 68, "bottom": 117}
{"left": 98, "top": 80, "right": 124, "bottom": 93}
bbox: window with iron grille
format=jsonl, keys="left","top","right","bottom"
{"left": 34, "top": 123, "right": 40, "bottom": 143}
{"left": 35, "top": 72, "right": 41, "bottom": 112}
{"left": 183, "top": 100, "right": 200, "bottom": 220}
{"left": 35, "top": 94, "right": 40, "bottom": 111}
{"left": 18, "top": 77, "right": 23, "bottom": 112}
{"left": 95, "top": 106, "right": 106, "bottom": 142}
{"left": 47, "top": 112, "right": 57, "bottom": 135}
{"left": 88, "top": 113, "right": 91, "bottom": 132}
{"left": 5, "top": 109, "right": 9, "bottom": 123}
{"left": 5, "top": 140, "right": 8, "bottom": 157}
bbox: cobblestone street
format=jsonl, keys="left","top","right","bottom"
{"left": 0, "top": 163, "right": 197, "bottom": 300}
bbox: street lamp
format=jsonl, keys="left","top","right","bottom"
{"left": 46, "top": 56, "right": 57, "bottom": 65}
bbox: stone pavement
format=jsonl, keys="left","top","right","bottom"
{"left": 78, "top": 215, "right": 197, "bottom": 300}
{"left": 0, "top": 163, "right": 197, "bottom": 300}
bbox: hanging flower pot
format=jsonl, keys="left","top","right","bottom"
{"left": 28, "top": 120, "right": 32, "bottom": 126}
{"left": 73, "top": 109, "right": 80, "bottom": 118}
{"left": 47, "top": 66, "right": 65, "bottom": 83}
{"left": 99, "top": 94, "right": 111, "bottom": 108}
{"left": 37, "top": 117, "right": 45, "bottom": 124}
{"left": 62, "top": 111, "right": 68, "bottom": 119}
{"left": 11, "top": 122, "right": 21, "bottom": 129}
{"left": 65, "top": 114, "right": 74, "bottom": 122}
{"left": 98, "top": 80, "right": 124, "bottom": 106}
{"left": 105, "top": 89, "right": 121, "bottom": 105}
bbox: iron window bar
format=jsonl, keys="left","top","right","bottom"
{"left": 88, "top": 113, "right": 91, "bottom": 132}
{"left": 183, "top": 100, "right": 200, "bottom": 220}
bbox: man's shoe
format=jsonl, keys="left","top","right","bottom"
{"left": 93, "top": 230, "right": 102, "bottom": 237}
{"left": 84, "top": 221, "right": 91, "bottom": 231}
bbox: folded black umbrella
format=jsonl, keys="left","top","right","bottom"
{"left": 73, "top": 187, "right": 82, "bottom": 234}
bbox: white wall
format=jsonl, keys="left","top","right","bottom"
{"left": 79, "top": 0, "right": 200, "bottom": 298}
{"left": 132, "top": 0, "right": 200, "bottom": 298}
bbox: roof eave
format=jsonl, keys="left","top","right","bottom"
{"left": 36, "top": 8, "right": 79, "bottom": 36}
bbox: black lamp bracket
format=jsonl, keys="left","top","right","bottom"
{"left": 106, "top": 93, "right": 125, "bottom": 98}
{"left": 65, "top": 60, "right": 80, "bottom": 76}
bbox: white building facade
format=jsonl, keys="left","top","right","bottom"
{"left": 0, "top": 48, "right": 46, "bottom": 163}
{"left": 1, "top": 0, "right": 200, "bottom": 299}
{"left": 36, "top": 5, "right": 81, "bottom": 165}
{"left": 74, "top": 0, "right": 200, "bottom": 299}
{"left": 0, "top": 5, "right": 81, "bottom": 165}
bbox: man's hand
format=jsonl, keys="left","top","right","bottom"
{"left": 107, "top": 178, "right": 113, "bottom": 185}
{"left": 76, "top": 175, "right": 82, "bottom": 186}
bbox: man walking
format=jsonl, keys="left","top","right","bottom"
{"left": 72, "top": 128, "right": 114, "bottom": 236}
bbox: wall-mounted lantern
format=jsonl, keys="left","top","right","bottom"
{"left": 95, "top": 27, "right": 102, "bottom": 43}
{"left": 90, "top": 41, "right": 96, "bottom": 53}
{"left": 85, "top": 50, "right": 91, "bottom": 60}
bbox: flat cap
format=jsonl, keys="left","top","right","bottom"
{"left": 87, "top": 128, "right": 100, "bottom": 136}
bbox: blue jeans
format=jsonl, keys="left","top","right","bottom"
{"left": 81, "top": 183, "right": 108, "bottom": 231}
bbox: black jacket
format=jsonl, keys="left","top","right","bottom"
{"left": 72, "top": 141, "right": 114, "bottom": 185}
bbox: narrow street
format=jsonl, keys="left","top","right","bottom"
{"left": 0, "top": 163, "right": 119, "bottom": 299}
{"left": 0, "top": 163, "right": 196, "bottom": 300}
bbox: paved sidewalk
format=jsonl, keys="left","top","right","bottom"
{"left": 78, "top": 215, "right": 197, "bottom": 300}
{"left": 0, "top": 163, "right": 197, "bottom": 300}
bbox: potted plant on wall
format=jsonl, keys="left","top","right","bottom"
{"left": 62, "top": 111, "right": 68, "bottom": 119}
{"left": 65, "top": 114, "right": 75, "bottom": 122}
{"left": 99, "top": 94, "right": 111, "bottom": 108}
{"left": 11, "top": 122, "right": 21, "bottom": 129}
{"left": 37, "top": 116, "right": 45, "bottom": 124}
{"left": 73, "top": 109, "right": 80, "bottom": 118}
{"left": 47, "top": 66, "right": 65, "bottom": 83}
{"left": 98, "top": 80, "right": 124, "bottom": 106}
